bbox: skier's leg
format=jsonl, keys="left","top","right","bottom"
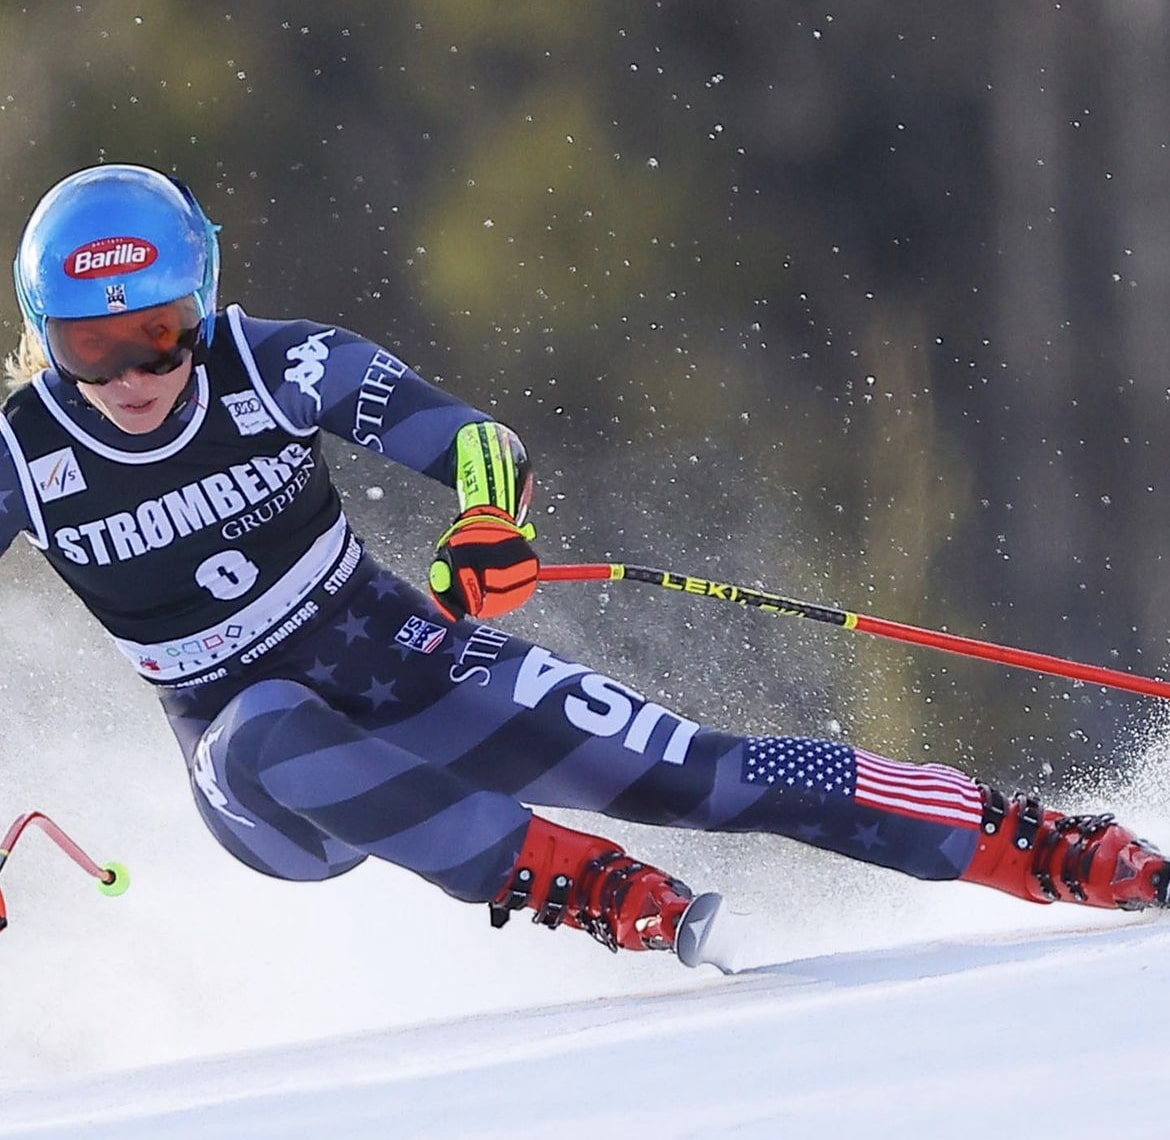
{"left": 648, "top": 734, "right": 1170, "bottom": 911}
{"left": 173, "top": 676, "right": 707, "bottom": 954}
{"left": 341, "top": 621, "right": 1170, "bottom": 914}
{"left": 156, "top": 565, "right": 715, "bottom": 956}
{"left": 181, "top": 682, "right": 367, "bottom": 883}
{"left": 550, "top": 719, "right": 1170, "bottom": 912}
{"left": 333, "top": 618, "right": 988, "bottom": 882}
{"left": 178, "top": 677, "right": 532, "bottom": 901}
{"left": 162, "top": 567, "right": 1167, "bottom": 942}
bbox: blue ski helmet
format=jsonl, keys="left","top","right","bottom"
{"left": 13, "top": 164, "right": 220, "bottom": 368}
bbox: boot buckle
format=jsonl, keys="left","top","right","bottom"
{"left": 1013, "top": 794, "right": 1043, "bottom": 850}
{"left": 488, "top": 865, "right": 535, "bottom": 929}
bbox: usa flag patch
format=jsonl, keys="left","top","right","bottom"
{"left": 395, "top": 616, "right": 447, "bottom": 654}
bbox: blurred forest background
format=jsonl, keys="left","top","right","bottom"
{"left": 2, "top": 0, "right": 1170, "bottom": 795}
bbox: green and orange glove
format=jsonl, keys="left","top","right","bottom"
{"left": 429, "top": 506, "right": 538, "bottom": 620}
{"left": 429, "top": 421, "right": 539, "bottom": 621}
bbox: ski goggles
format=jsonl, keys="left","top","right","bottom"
{"left": 45, "top": 294, "right": 203, "bottom": 386}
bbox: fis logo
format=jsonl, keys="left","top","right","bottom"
{"left": 283, "top": 328, "right": 336, "bottom": 412}
{"left": 221, "top": 391, "right": 277, "bottom": 436}
{"left": 30, "top": 447, "right": 87, "bottom": 503}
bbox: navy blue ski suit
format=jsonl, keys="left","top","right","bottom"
{"left": 0, "top": 309, "right": 987, "bottom": 906}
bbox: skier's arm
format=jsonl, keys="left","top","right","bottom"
{"left": 0, "top": 417, "right": 41, "bottom": 557}
{"left": 232, "top": 309, "right": 539, "bottom": 618}
{"left": 231, "top": 308, "right": 493, "bottom": 486}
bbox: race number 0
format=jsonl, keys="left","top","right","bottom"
{"left": 196, "top": 550, "right": 260, "bottom": 600}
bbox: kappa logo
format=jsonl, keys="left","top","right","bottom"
{"left": 29, "top": 447, "right": 87, "bottom": 503}
{"left": 65, "top": 237, "right": 158, "bottom": 279}
{"left": 192, "top": 725, "right": 255, "bottom": 829}
{"left": 221, "top": 391, "right": 277, "bottom": 436}
{"left": 283, "top": 328, "right": 336, "bottom": 412}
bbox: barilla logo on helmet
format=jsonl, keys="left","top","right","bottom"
{"left": 64, "top": 237, "right": 159, "bottom": 279}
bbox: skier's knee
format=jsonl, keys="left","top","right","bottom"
{"left": 190, "top": 680, "right": 366, "bottom": 882}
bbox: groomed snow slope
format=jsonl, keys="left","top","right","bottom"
{"left": 2, "top": 572, "right": 1170, "bottom": 1138}
{"left": 1, "top": 917, "right": 1168, "bottom": 1139}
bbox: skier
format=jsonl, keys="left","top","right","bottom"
{"left": 3, "top": 163, "right": 1166, "bottom": 967}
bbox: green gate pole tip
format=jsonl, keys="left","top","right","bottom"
{"left": 98, "top": 862, "right": 130, "bottom": 897}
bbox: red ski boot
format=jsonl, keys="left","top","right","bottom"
{"left": 490, "top": 815, "right": 722, "bottom": 964}
{"left": 961, "top": 785, "right": 1170, "bottom": 910}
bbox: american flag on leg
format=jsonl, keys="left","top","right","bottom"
{"left": 743, "top": 737, "right": 984, "bottom": 830}
{"left": 853, "top": 748, "right": 984, "bottom": 828}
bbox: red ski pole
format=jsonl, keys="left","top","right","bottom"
{"left": 0, "top": 811, "right": 129, "bottom": 931}
{"left": 538, "top": 562, "right": 1170, "bottom": 702}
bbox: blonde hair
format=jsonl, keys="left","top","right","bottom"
{"left": 3, "top": 323, "right": 49, "bottom": 393}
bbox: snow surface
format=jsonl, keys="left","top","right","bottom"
{"left": 2, "top": 569, "right": 1170, "bottom": 1137}
{"left": 2, "top": 909, "right": 1169, "bottom": 1138}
